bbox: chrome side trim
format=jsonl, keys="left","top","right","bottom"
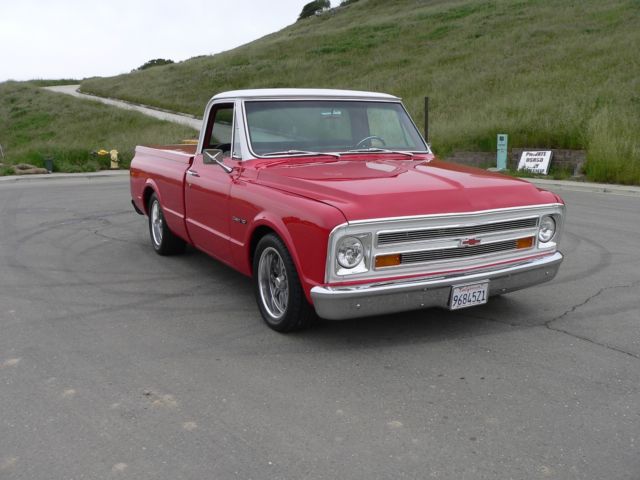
{"left": 311, "top": 252, "right": 563, "bottom": 320}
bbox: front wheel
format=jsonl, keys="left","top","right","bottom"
{"left": 253, "top": 234, "right": 316, "bottom": 332}
{"left": 147, "top": 193, "right": 186, "bottom": 255}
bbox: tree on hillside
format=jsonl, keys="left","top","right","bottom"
{"left": 137, "top": 58, "right": 174, "bottom": 71}
{"left": 298, "top": 0, "right": 330, "bottom": 20}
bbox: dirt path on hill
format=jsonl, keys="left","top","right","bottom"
{"left": 44, "top": 85, "right": 201, "bottom": 131}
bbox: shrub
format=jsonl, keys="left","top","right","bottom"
{"left": 298, "top": 0, "right": 330, "bottom": 20}
{"left": 137, "top": 59, "right": 174, "bottom": 71}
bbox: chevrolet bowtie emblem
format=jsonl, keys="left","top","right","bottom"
{"left": 460, "top": 237, "right": 481, "bottom": 247}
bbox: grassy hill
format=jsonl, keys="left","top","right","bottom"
{"left": 81, "top": 0, "right": 640, "bottom": 184}
{"left": 0, "top": 82, "right": 195, "bottom": 174}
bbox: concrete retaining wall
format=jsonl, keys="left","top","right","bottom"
{"left": 445, "top": 149, "right": 586, "bottom": 177}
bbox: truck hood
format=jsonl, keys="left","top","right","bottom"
{"left": 255, "top": 157, "right": 559, "bottom": 221}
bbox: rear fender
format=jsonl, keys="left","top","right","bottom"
{"left": 141, "top": 178, "right": 191, "bottom": 243}
{"left": 142, "top": 179, "right": 161, "bottom": 214}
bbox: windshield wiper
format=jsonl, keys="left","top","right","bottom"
{"left": 346, "top": 148, "right": 414, "bottom": 158}
{"left": 261, "top": 150, "right": 340, "bottom": 158}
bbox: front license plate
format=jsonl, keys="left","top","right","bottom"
{"left": 449, "top": 281, "right": 489, "bottom": 310}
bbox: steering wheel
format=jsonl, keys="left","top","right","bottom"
{"left": 354, "top": 135, "right": 387, "bottom": 149}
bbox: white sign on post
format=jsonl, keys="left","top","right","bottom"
{"left": 517, "top": 151, "right": 552, "bottom": 175}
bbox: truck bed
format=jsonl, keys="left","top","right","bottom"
{"left": 130, "top": 145, "right": 196, "bottom": 242}
{"left": 136, "top": 144, "right": 197, "bottom": 161}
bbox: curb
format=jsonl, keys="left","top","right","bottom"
{"left": 0, "top": 170, "right": 129, "bottom": 183}
{"left": 525, "top": 177, "right": 640, "bottom": 196}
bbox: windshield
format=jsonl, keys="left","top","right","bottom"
{"left": 244, "top": 100, "right": 428, "bottom": 156}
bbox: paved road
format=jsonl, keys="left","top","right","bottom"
{"left": 44, "top": 85, "right": 201, "bottom": 131}
{"left": 1, "top": 177, "right": 638, "bottom": 479}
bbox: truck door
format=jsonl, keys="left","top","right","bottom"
{"left": 184, "top": 102, "right": 239, "bottom": 265}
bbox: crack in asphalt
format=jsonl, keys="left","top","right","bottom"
{"left": 463, "top": 280, "right": 640, "bottom": 360}
{"left": 545, "top": 280, "right": 640, "bottom": 360}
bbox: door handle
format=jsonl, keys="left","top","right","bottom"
{"left": 187, "top": 169, "right": 200, "bottom": 177}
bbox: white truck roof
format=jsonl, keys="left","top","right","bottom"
{"left": 211, "top": 88, "right": 400, "bottom": 102}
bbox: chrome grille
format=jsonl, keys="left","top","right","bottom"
{"left": 377, "top": 218, "right": 538, "bottom": 246}
{"left": 400, "top": 239, "right": 522, "bottom": 265}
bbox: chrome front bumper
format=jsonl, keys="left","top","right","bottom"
{"left": 310, "top": 252, "right": 563, "bottom": 320}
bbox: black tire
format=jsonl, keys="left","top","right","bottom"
{"left": 147, "top": 193, "right": 186, "bottom": 255}
{"left": 253, "top": 234, "right": 317, "bottom": 332}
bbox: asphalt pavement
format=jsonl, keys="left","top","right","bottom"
{"left": 0, "top": 175, "right": 638, "bottom": 479}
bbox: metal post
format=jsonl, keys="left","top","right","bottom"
{"left": 497, "top": 134, "right": 508, "bottom": 170}
{"left": 424, "top": 97, "right": 429, "bottom": 144}
{"left": 0, "top": 144, "right": 4, "bottom": 160}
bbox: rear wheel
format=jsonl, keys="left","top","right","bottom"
{"left": 253, "top": 234, "right": 316, "bottom": 332}
{"left": 148, "top": 193, "right": 186, "bottom": 255}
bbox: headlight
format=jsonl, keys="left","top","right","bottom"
{"left": 337, "top": 236, "right": 364, "bottom": 269}
{"left": 538, "top": 215, "right": 556, "bottom": 243}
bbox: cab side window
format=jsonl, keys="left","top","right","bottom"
{"left": 206, "top": 104, "right": 234, "bottom": 155}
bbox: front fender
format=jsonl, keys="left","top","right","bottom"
{"left": 228, "top": 181, "right": 346, "bottom": 303}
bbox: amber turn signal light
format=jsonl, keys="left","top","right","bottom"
{"left": 516, "top": 236, "right": 535, "bottom": 249}
{"left": 375, "top": 254, "right": 402, "bottom": 268}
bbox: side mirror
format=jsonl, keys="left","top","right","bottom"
{"left": 203, "top": 149, "right": 233, "bottom": 174}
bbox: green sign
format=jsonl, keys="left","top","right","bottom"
{"left": 497, "top": 134, "right": 508, "bottom": 170}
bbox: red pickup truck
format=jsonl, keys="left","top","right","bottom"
{"left": 130, "top": 89, "right": 565, "bottom": 332}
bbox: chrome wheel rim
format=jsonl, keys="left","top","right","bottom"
{"left": 258, "top": 247, "right": 289, "bottom": 320}
{"left": 150, "top": 200, "right": 163, "bottom": 247}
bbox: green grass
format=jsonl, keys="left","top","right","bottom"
{"left": 0, "top": 82, "right": 196, "bottom": 175}
{"left": 25, "top": 79, "right": 82, "bottom": 87}
{"left": 80, "top": 0, "right": 640, "bottom": 184}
